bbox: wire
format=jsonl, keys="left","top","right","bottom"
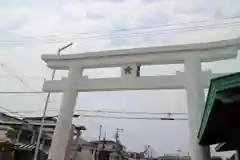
{"left": 0, "top": 91, "right": 45, "bottom": 94}
{"left": 3, "top": 15, "right": 240, "bottom": 41}
{"left": 0, "top": 63, "right": 52, "bottom": 108}
{"left": 72, "top": 15, "right": 240, "bottom": 36}
{"left": 76, "top": 109, "right": 187, "bottom": 115}
{"left": 80, "top": 114, "right": 188, "bottom": 120}
{"left": 69, "top": 21, "right": 240, "bottom": 42}
{"left": 0, "top": 110, "right": 188, "bottom": 121}
{"left": 3, "top": 22, "right": 240, "bottom": 43}
{"left": 0, "top": 63, "right": 41, "bottom": 91}
{"left": 1, "top": 19, "right": 240, "bottom": 44}
{"left": 0, "top": 75, "right": 45, "bottom": 80}
{"left": 1, "top": 108, "right": 188, "bottom": 116}
{"left": 71, "top": 21, "right": 240, "bottom": 40}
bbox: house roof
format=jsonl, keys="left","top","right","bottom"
{"left": 215, "top": 141, "right": 240, "bottom": 152}
{"left": 76, "top": 137, "right": 96, "bottom": 148}
{"left": 23, "top": 116, "right": 86, "bottom": 131}
{"left": 90, "top": 140, "right": 116, "bottom": 144}
{"left": 0, "top": 112, "right": 27, "bottom": 123}
{"left": 198, "top": 72, "right": 240, "bottom": 145}
{"left": 23, "top": 116, "right": 58, "bottom": 122}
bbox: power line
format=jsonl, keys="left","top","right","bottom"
{"left": 0, "top": 75, "right": 45, "bottom": 80}
{"left": 1, "top": 18, "right": 240, "bottom": 44}
{"left": 77, "top": 109, "right": 187, "bottom": 115}
{"left": 0, "top": 110, "right": 188, "bottom": 121}
{"left": 70, "top": 20, "right": 240, "bottom": 40}
{"left": 0, "top": 63, "right": 51, "bottom": 106}
{"left": 3, "top": 21, "right": 240, "bottom": 43}
{"left": 81, "top": 114, "right": 188, "bottom": 120}
{"left": 0, "top": 63, "right": 41, "bottom": 91}
{"left": 1, "top": 108, "right": 188, "bottom": 116}
{"left": 3, "top": 15, "right": 240, "bottom": 41}
{"left": 0, "top": 91, "right": 45, "bottom": 94}
{"left": 69, "top": 21, "right": 240, "bottom": 42}
{"left": 72, "top": 15, "right": 240, "bottom": 36}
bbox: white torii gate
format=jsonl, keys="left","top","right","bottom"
{"left": 42, "top": 38, "right": 240, "bottom": 160}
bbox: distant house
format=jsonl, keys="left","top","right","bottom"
{"left": 127, "top": 151, "right": 145, "bottom": 160}
{"left": 158, "top": 155, "right": 223, "bottom": 160}
{"left": 92, "top": 139, "right": 126, "bottom": 160}
{"left": 0, "top": 113, "right": 86, "bottom": 160}
{"left": 23, "top": 116, "right": 86, "bottom": 156}
{"left": 76, "top": 139, "right": 127, "bottom": 160}
{"left": 0, "top": 112, "right": 47, "bottom": 160}
{"left": 76, "top": 138, "right": 96, "bottom": 160}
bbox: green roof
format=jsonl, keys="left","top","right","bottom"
{"left": 198, "top": 72, "right": 240, "bottom": 145}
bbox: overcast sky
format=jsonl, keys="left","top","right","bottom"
{"left": 0, "top": 0, "right": 240, "bottom": 157}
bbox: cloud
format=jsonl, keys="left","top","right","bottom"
{"left": 0, "top": 0, "right": 240, "bottom": 156}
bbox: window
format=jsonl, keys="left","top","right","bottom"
{"left": 44, "top": 139, "right": 51, "bottom": 146}
{"left": 78, "top": 147, "right": 82, "bottom": 152}
{"left": 19, "top": 130, "right": 32, "bottom": 143}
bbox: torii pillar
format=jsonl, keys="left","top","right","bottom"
{"left": 42, "top": 38, "right": 240, "bottom": 160}
{"left": 185, "top": 57, "right": 211, "bottom": 160}
{"left": 47, "top": 67, "right": 81, "bottom": 160}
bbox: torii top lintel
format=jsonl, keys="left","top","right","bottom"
{"left": 42, "top": 38, "right": 240, "bottom": 70}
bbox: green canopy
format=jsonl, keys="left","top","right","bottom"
{"left": 198, "top": 72, "right": 240, "bottom": 146}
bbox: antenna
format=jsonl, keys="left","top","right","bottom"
{"left": 104, "top": 131, "right": 106, "bottom": 140}
{"left": 99, "top": 125, "right": 102, "bottom": 140}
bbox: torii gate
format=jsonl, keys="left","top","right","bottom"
{"left": 42, "top": 38, "right": 240, "bottom": 160}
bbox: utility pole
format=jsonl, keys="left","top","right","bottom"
{"left": 115, "top": 128, "right": 123, "bottom": 142}
{"left": 99, "top": 125, "right": 102, "bottom": 140}
{"left": 33, "top": 42, "right": 73, "bottom": 160}
{"left": 115, "top": 128, "right": 123, "bottom": 152}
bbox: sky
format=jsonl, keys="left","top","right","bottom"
{"left": 0, "top": 0, "right": 240, "bottom": 157}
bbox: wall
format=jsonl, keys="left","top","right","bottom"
{"left": 110, "top": 152, "right": 122, "bottom": 160}
{"left": 0, "top": 130, "right": 8, "bottom": 141}
{"left": 77, "top": 148, "right": 95, "bottom": 160}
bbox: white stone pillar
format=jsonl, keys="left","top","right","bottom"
{"left": 48, "top": 67, "right": 81, "bottom": 160}
{"left": 184, "top": 57, "right": 211, "bottom": 160}
{"left": 64, "top": 125, "right": 74, "bottom": 160}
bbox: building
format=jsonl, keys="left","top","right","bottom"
{"left": 0, "top": 113, "right": 86, "bottom": 160}
{"left": 127, "top": 151, "right": 145, "bottom": 160}
{"left": 75, "top": 138, "right": 96, "bottom": 160}
{"left": 0, "top": 112, "right": 47, "bottom": 160}
{"left": 198, "top": 73, "right": 240, "bottom": 160}
{"left": 91, "top": 139, "right": 126, "bottom": 160}
{"left": 158, "top": 155, "right": 190, "bottom": 160}
{"left": 76, "top": 139, "right": 127, "bottom": 160}
{"left": 23, "top": 116, "right": 86, "bottom": 158}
